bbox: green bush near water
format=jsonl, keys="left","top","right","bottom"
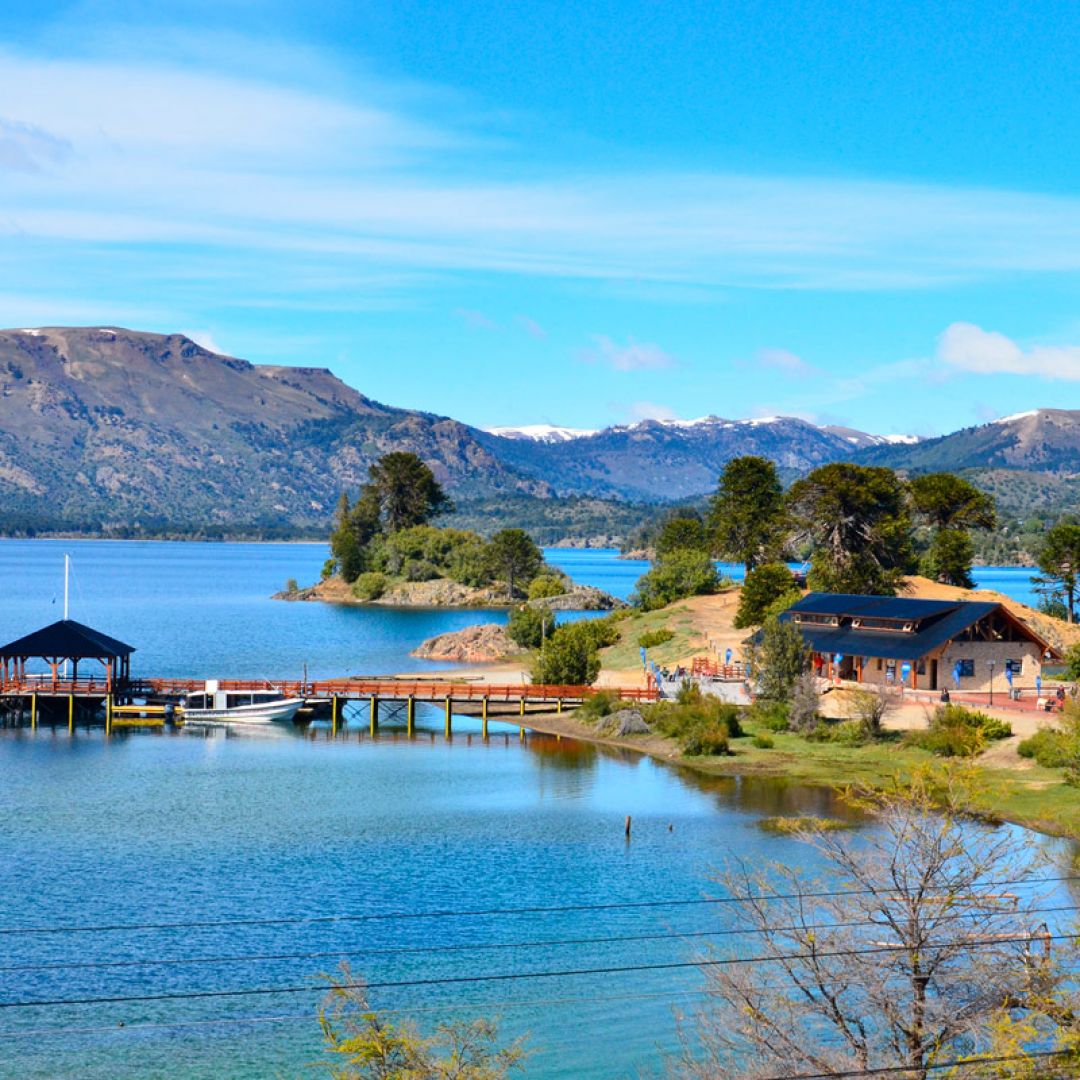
{"left": 351, "top": 572, "right": 388, "bottom": 601}
{"left": 528, "top": 573, "right": 569, "bottom": 600}
{"left": 905, "top": 704, "right": 1012, "bottom": 757}
{"left": 643, "top": 686, "right": 742, "bottom": 756}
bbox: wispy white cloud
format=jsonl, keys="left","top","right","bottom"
{"left": 625, "top": 401, "right": 679, "bottom": 421}
{"left": 753, "top": 347, "right": 819, "bottom": 378}
{"left": 454, "top": 308, "right": 497, "bottom": 330}
{"left": 937, "top": 321, "right": 1080, "bottom": 380}
{"left": 516, "top": 315, "right": 546, "bottom": 339}
{"left": 580, "top": 335, "right": 676, "bottom": 371}
{"left": 7, "top": 37, "right": 1080, "bottom": 310}
{"left": 183, "top": 329, "right": 227, "bottom": 354}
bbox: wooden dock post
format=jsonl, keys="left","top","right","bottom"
{"left": 481, "top": 696, "right": 489, "bottom": 739}
{"left": 30, "top": 693, "right": 37, "bottom": 730}
{"left": 444, "top": 697, "right": 452, "bottom": 738}
{"left": 105, "top": 695, "right": 112, "bottom": 735}
{"left": 331, "top": 695, "right": 338, "bottom": 736}
{"left": 556, "top": 697, "right": 563, "bottom": 715}
{"left": 519, "top": 698, "right": 525, "bottom": 717}
{"left": 406, "top": 696, "right": 415, "bottom": 736}
{"left": 369, "top": 695, "right": 379, "bottom": 736}
{"left": 68, "top": 694, "right": 74, "bottom": 734}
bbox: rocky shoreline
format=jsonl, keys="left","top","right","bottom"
{"left": 410, "top": 623, "right": 526, "bottom": 663}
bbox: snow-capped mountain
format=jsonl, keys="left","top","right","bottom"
{"left": 485, "top": 424, "right": 597, "bottom": 443}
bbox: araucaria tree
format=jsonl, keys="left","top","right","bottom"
{"left": 365, "top": 452, "right": 451, "bottom": 533}
{"left": 1037, "top": 521, "right": 1080, "bottom": 623}
{"left": 910, "top": 472, "right": 996, "bottom": 588}
{"left": 484, "top": 528, "right": 544, "bottom": 600}
{"left": 787, "top": 463, "right": 913, "bottom": 594}
{"left": 677, "top": 770, "right": 1077, "bottom": 1080}
{"left": 709, "top": 456, "right": 785, "bottom": 573}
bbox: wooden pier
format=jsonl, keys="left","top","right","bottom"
{"left": 0, "top": 676, "right": 659, "bottom": 736}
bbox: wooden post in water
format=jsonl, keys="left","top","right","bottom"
{"left": 519, "top": 723, "right": 526, "bottom": 741}
{"left": 406, "top": 696, "right": 415, "bottom": 736}
{"left": 30, "top": 693, "right": 37, "bottom": 730}
{"left": 369, "top": 695, "right": 379, "bottom": 736}
{"left": 556, "top": 697, "right": 563, "bottom": 715}
{"left": 331, "top": 696, "right": 338, "bottom": 736}
{"left": 444, "top": 697, "right": 452, "bottom": 738}
{"left": 519, "top": 698, "right": 525, "bottom": 717}
{"left": 481, "top": 696, "right": 489, "bottom": 739}
{"left": 105, "top": 695, "right": 112, "bottom": 735}
{"left": 68, "top": 694, "right": 74, "bottom": 734}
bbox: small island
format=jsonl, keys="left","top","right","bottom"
{"left": 275, "top": 451, "right": 623, "bottom": 610}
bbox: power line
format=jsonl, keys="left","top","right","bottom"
{"left": 2, "top": 928, "right": 1071, "bottom": 1012}
{"left": 5, "top": 902, "right": 1076, "bottom": 976}
{"left": 2, "top": 873, "right": 1075, "bottom": 937}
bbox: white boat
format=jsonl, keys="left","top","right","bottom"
{"left": 181, "top": 681, "right": 305, "bottom": 726}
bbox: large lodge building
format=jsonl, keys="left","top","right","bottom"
{"left": 780, "top": 594, "right": 1060, "bottom": 693}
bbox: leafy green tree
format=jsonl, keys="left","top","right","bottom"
{"left": 910, "top": 472, "right": 995, "bottom": 587}
{"left": 527, "top": 573, "right": 568, "bottom": 600}
{"left": 531, "top": 621, "right": 606, "bottom": 685}
{"left": 484, "top": 529, "right": 544, "bottom": 600}
{"left": 751, "top": 614, "right": 809, "bottom": 702}
{"left": 921, "top": 527, "right": 977, "bottom": 588}
{"left": 634, "top": 549, "right": 720, "bottom": 611}
{"left": 709, "top": 456, "right": 785, "bottom": 573}
{"left": 506, "top": 605, "right": 556, "bottom": 649}
{"left": 734, "top": 562, "right": 801, "bottom": 628}
{"left": 909, "top": 472, "right": 996, "bottom": 529}
{"left": 1063, "top": 643, "right": 1080, "bottom": 681}
{"left": 330, "top": 494, "right": 366, "bottom": 583}
{"left": 787, "top": 463, "right": 912, "bottom": 595}
{"left": 1037, "top": 521, "right": 1080, "bottom": 623}
{"left": 366, "top": 452, "right": 451, "bottom": 534}
{"left": 656, "top": 515, "right": 708, "bottom": 556}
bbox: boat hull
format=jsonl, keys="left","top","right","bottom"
{"left": 181, "top": 698, "right": 305, "bottom": 725}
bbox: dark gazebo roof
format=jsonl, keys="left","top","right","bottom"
{"left": 0, "top": 619, "right": 135, "bottom": 660}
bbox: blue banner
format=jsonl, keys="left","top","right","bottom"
{"left": 1005, "top": 667, "right": 1014, "bottom": 686}
{"left": 900, "top": 662, "right": 912, "bottom": 684}
{"left": 725, "top": 648, "right": 732, "bottom": 665}
{"left": 952, "top": 661, "right": 963, "bottom": 688}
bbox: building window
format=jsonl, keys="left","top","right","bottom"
{"left": 1006, "top": 658, "right": 1024, "bottom": 674}
{"left": 916, "top": 660, "right": 926, "bottom": 676}
{"left": 957, "top": 659, "right": 974, "bottom": 678}
{"left": 876, "top": 658, "right": 883, "bottom": 671}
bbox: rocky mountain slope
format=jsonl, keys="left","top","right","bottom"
{"left": 0, "top": 327, "right": 546, "bottom": 532}
{"left": 858, "top": 409, "right": 1080, "bottom": 474}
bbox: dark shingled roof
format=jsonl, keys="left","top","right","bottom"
{"left": 778, "top": 593, "right": 1043, "bottom": 661}
{"left": 0, "top": 619, "right": 135, "bottom": 660}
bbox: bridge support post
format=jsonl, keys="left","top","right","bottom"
{"left": 406, "top": 696, "right": 415, "bottom": 736}
{"left": 331, "top": 696, "right": 338, "bottom": 736}
{"left": 481, "top": 696, "right": 489, "bottom": 739}
{"left": 105, "top": 695, "right": 112, "bottom": 735}
{"left": 68, "top": 694, "right": 74, "bottom": 734}
{"left": 557, "top": 698, "right": 563, "bottom": 715}
{"left": 519, "top": 698, "right": 525, "bottom": 717}
{"left": 30, "top": 693, "right": 36, "bottom": 730}
{"left": 519, "top": 724, "right": 526, "bottom": 741}
{"left": 369, "top": 695, "right": 379, "bottom": 736}
{"left": 444, "top": 697, "right": 452, "bottom": 738}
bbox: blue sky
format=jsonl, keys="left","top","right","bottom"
{"left": 2, "top": 1, "right": 1080, "bottom": 436}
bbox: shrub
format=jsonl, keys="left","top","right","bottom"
{"left": 351, "top": 572, "right": 388, "bottom": 601}
{"left": 805, "top": 720, "right": 867, "bottom": 746}
{"left": 506, "top": 605, "right": 556, "bottom": 649}
{"left": 846, "top": 685, "right": 897, "bottom": 739}
{"left": 1018, "top": 728, "right": 1075, "bottom": 768}
{"left": 681, "top": 721, "right": 730, "bottom": 756}
{"left": 577, "top": 690, "right": 624, "bottom": 721}
{"left": 402, "top": 558, "right": 440, "bottom": 582}
{"left": 633, "top": 549, "right": 721, "bottom": 611}
{"left": 748, "top": 699, "right": 790, "bottom": 732}
{"left": 528, "top": 573, "right": 568, "bottom": 600}
{"left": 906, "top": 704, "right": 1012, "bottom": 757}
{"left": 750, "top": 616, "right": 809, "bottom": 703}
{"left": 284, "top": 577, "right": 299, "bottom": 594}
{"left": 734, "top": 563, "right": 801, "bottom": 629}
{"left": 638, "top": 628, "right": 675, "bottom": 649}
{"left": 758, "top": 816, "right": 853, "bottom": 833}
{"left": 531, "top": 622, "right": 604, "bottom": 685}
{"left": 752, "top": 734, "right": 775, "bottom": 749}
{"left": 1062, "top": 643, "right": 1080, "bottom": 682}
{"left": 320, "top": 558, "right": 336, "bottom": 581}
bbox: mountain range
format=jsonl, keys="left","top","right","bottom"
{"left": 0, "top": 326, "right": 1076, "bottom": 536}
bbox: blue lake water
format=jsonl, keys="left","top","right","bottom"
{"left": 0, "top": 542, "right": 1055, "bottom": 1077}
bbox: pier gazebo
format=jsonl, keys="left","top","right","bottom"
{"left": 0, "top": 619, "right": 135, "bottom": 693}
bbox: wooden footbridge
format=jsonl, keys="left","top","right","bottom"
{"left": 0, "top": 675, "right": 659, "bottom": 736}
